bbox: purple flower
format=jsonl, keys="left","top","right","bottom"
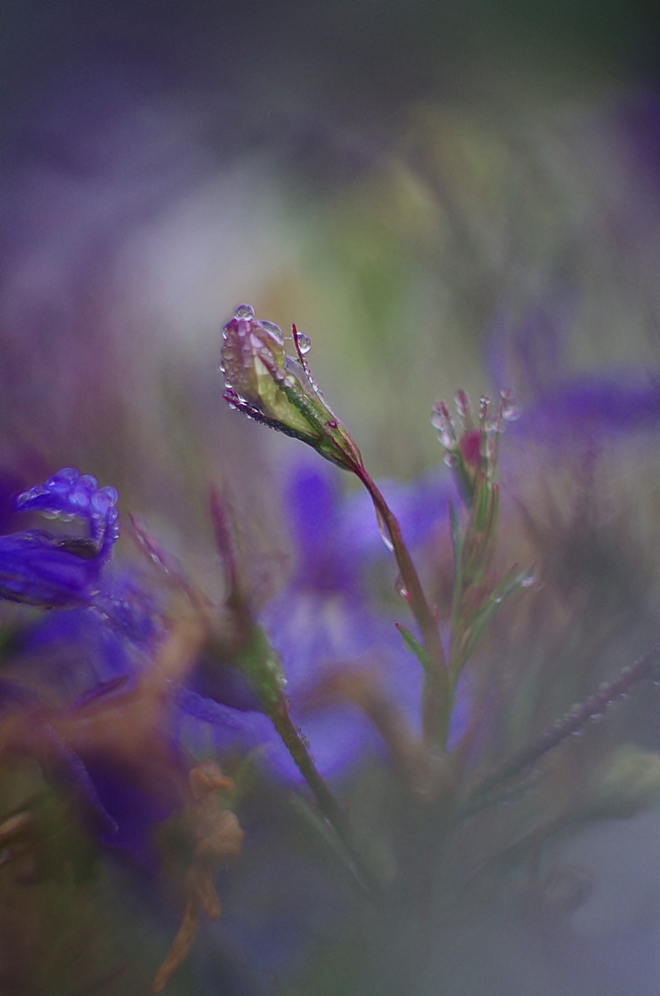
{"left": 0, "top": 467, "right": 119, "bottom": 608}
{"left": 485, "top": 301, "right": 660, "bottom": 445}
{"left": 510, "top": 372, "right": 660, "bottom": 443}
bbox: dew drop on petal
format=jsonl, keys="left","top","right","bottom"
{"left": 48, "top": 468, "right": 80, "bottom": 490}
{"left": 234, "top": 303, "right": 255, "bottom": 319}
{"left": 296, "top": 332, "right": 312, "bottom": 354}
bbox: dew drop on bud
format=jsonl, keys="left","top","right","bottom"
{"left": 296, "top": 332, "right": 312, "bottom": 354}
{"left": 259, "top": 320, "right": 284, "bottom": 345}
{"left": 234, "top": 303, "right": 255, "bottom": 319}
{"left": 503, "top": 404, "right": 522, "bottom": 422}
{"left": 454, "top": 390, "right": 471, "bottom": 420}
{"left": 520, "top": 573, "right": 536, "bottom": 588}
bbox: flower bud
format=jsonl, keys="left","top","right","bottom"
{"left": 221, "top": 304, "right": 363, "bottom": 472}
{"left": 431, "top": 389, "right": 519, "bottom": 507}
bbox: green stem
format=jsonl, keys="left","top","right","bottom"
{"left": 354, "top": 466, "right": 450, "bottom": 746}
{"left": 267, "top": 699, "right": 375, "bottom": 896}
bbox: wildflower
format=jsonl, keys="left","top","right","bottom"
{"left": 0, "top": 467, "right": 119, "bottom": 608}
{"left": 221, "top": 304, "right": 363, "bottom": 472}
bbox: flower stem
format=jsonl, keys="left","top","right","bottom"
{"left": 461, "top": 645, "right": 660, "bottom": 816}
{"left": 267, "top": 699, "right": 376, "bottom": 897}
{"left": 354, "top": 466, "right": 450, "bottom": 747}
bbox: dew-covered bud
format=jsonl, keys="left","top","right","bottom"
{"left": 432, "top": 388, "right": 518, "bottom": 507}
{"left": 221, "top": 304, "right": 363, "bottom": 472}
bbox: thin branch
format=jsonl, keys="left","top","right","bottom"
{"left": 461, "top": 645, "right": 660, "bottom": 815}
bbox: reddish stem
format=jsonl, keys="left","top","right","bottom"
{"left": 354, "top": 465, "right": 450, "bottom": 746}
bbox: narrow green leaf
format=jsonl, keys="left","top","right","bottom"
{"left": 448, "top": 499, "right": 462, "bottom": 570}
{"left": 395, "top": 623, "right": 433, "bottom": 674}
{"left": 448, "top": 499, "right": 464, "bottom": 627}
{"left": 461, "top": 566, "right": 532, "bottom": 661}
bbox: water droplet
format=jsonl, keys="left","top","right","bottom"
{"left": 296, "top": 332, "right": 312, "bottom": 354}
{"left": 454, "top": 390, "right": 471, "bottom": 420}
{"left": 70, "top": 486, "right": 91, "bottom": 507}
{"left": 259, "top": 320, "right": 284, "bottom": 345}
{"left": 395, "top": 574, "right": 410, "bottom": 600}
{"left": 503, "top": 404, "right": 522, "bottom": 422}
{"left": 376, "top": 510, "right": 394, "bottom": 552}
{"left": 520, "top": 573, "right": 536, "bottom": 588}
{"left": 234, "top": 303, "right": 255, "bottom": 319}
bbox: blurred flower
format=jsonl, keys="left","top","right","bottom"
{"left": 0, "top": 467, "right": 119, "bottom": 608}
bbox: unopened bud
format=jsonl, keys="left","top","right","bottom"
{"left": 221, "top": 304, "right": 363, "bottom": 472}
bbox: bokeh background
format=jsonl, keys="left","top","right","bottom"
{"left": 3, "top": 2, "right": 660, "bottom": 994}
{"left": 3, "top": 0, "right": 660, "bottom": 496}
